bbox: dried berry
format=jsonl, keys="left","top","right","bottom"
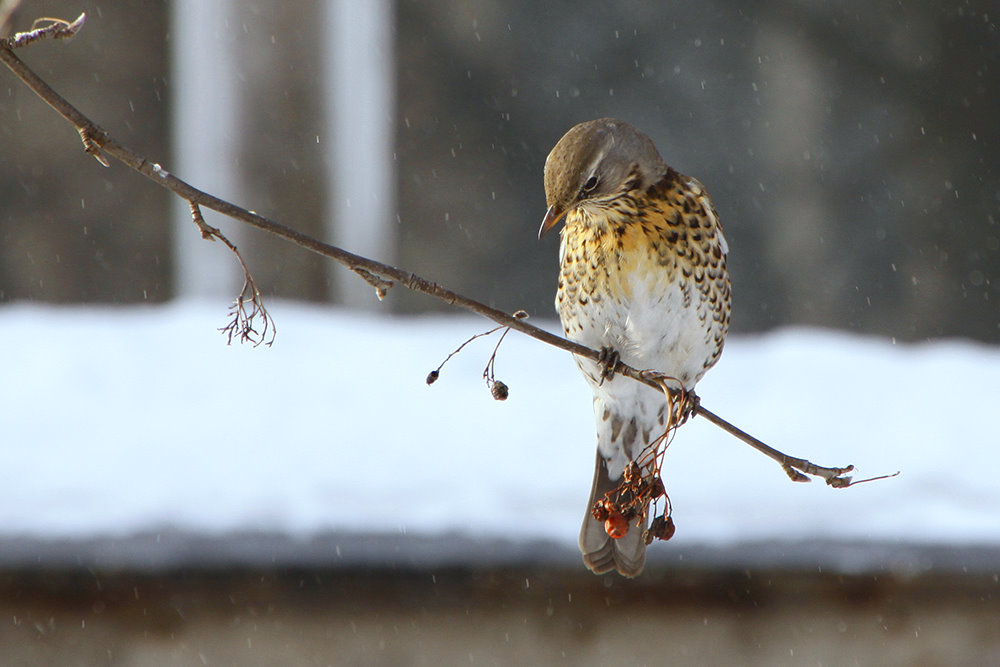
{"left": 648, "top": 515, "right": 676, "bottom": 542}
{"left": 426, "top": 370, "right": 440, "bottom": 385}
{"left": 604, "top": 509, "right": 628, "bottom": 539}
{"left": 662, "top": 516, "right": 676, "bottom": 540}
{"left": 490, "top": 380, "right": 509, "bottom": 401}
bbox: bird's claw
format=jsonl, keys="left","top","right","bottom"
{"left": 597, "top": 346, "right": 621, "bottom": 384}
{"left": 669, "top": 388, "right": 700, "bottom": 424}
{"left": 640, "top": 370, "right": 699, "bottom": 425}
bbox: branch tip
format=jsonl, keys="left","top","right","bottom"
{"left": 828, "top": 469, "right": 899, "bottom": 488}
{"left": 5, "top": 12, "right": 85, "bottom": 49}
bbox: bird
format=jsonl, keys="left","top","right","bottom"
{"left": 539, "top": 118, "right": 731, "bottom": 577}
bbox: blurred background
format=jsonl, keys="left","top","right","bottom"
{"left": 2, "top": 0, "right": 999, "bottom": 664}
{"left": 3, "top": 0, "right": 998, "bottom": 339}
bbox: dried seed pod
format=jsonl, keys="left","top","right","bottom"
{"left": 490, "top": 380, "right": 509, "bottom": 401}
{"left": 648, "top": 515, "right": 676, "bottom": 541}
{"left": 604, "top": 508, "right": 628, "bottom": 539}
{"left": 426, "top": 370, "right": 440, "bottom": 385}
{"left": 647, "top": 515, "right": 666, "bottom": 540}
{"left": 660, "top": 516, "right": 676, "bottom": 541}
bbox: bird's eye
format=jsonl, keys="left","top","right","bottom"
{"left": 582, "top": 175, "right": 599, "bottom": 193}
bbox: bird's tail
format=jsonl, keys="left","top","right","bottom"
{"left": 578, "top": 450, "right": 647, "bottom": 577}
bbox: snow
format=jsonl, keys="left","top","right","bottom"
{"left": 2, "top": 302, "right": 999, "bottom": 567}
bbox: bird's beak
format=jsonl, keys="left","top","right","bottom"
{"left": 538, "top": 204, "right": 566, "bottom": 240}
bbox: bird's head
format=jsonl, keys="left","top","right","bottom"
{"left": 539, "top": 118, "right": 667, "bottom": 239}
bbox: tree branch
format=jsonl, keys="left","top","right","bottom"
{"left": 0, "top": 20, "right": 866, "bottom": 486}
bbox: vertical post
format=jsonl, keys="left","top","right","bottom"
{"left": 170, "top": 0, "right": 243, "bottom": 298}
{"left": 324, "top": 0, "right": 396, "bottom": 308}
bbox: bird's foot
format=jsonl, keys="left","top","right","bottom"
{"left": 669, "top": 387, "right": 700, "bottom": 425}
{"left": 597, "top": 346, "right": 621, "bottom": 384}
{"left": 639, "top": 370, "right": 700, "bottom": 425}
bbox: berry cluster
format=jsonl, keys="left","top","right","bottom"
{"left": 591, "top": 459, "right": 676, "bottom": 546}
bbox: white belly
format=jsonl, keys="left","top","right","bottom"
{"left": 559, "top": 269, "right": 716, "bottom": 392}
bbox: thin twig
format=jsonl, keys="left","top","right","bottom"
{"left": 426, "top": 324, "right": 506, "bottom": 384}
{"left": 188, "top": 202, "right": 275, "bottom": 346}
{"left": 6, "top": 12, "right": 85, "bottom": 48}
{"left": 695, "top": 407, "right": 854, "bottom": 485}
{"left": 0, "top": 23, "right": 863, "bottom": 486}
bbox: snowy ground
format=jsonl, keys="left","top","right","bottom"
{"left": 2, "top": 302, "right": 999, "bottom": 569}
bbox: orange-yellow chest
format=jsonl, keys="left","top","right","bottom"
{"left": 553, "top": 194, "right": 728, "bottom": 389}
{"left": 556, "top": 206, "right": 683, "bottom": 322}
